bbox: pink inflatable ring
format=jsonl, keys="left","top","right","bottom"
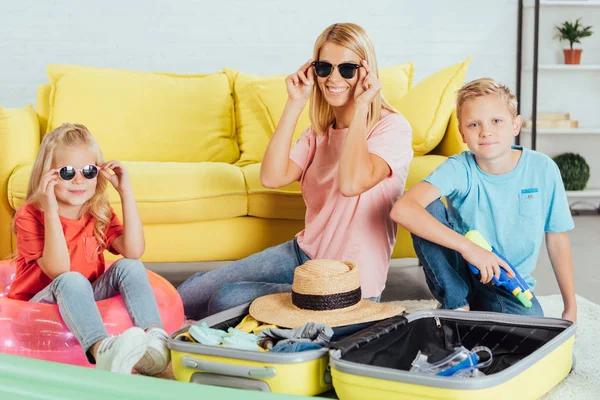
{"left": 0, "top": 260, "right": 184, "bottom": 367}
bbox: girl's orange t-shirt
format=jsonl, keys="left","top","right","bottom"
{"left": 8, "top": 202, "right": 124, "bottom": 301}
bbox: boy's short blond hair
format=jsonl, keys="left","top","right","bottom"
{"left": 456, "top": 78, "right": 518, "bottom": 122}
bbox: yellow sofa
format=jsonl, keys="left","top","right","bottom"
{"left": 0, "top": 60, "right": 469, "bottom": 264}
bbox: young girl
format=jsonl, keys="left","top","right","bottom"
{"left": 178, "top": 22, "right": 414, "bottom": 319}
{"left": 8, "top": 123, "right": 170, "bottom": 374}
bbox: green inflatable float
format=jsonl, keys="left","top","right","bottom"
{"left": 0, "top": 353, "right": 311, "bottom": 400}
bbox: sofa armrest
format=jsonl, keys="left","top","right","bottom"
{"left": 0, "top": 106, "right": 40, "bottom": 257}
{"left": 429, "top": 109, "right": 468, "bottom": 157}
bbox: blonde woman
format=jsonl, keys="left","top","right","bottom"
{"left": 8, "top": 123, "right": 170, "bottom": 374}
{"left": 179, "top": 23, "right": 413, "bottom": 319}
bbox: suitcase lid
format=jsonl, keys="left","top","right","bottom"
{"left": 329, "top": 310, "right": 576, "bottom": 390}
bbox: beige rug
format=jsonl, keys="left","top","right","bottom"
{"left": 158, "top": 295, "right": 600, "bottom": 399}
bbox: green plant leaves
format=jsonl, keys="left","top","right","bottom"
{"left": 553, "top": 153, "right": 590, "bottom": 191}
{"left": 556, "top": 19, "right": 594, "bottom": 49}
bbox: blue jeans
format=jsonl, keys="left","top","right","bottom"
{"left": 30, "top": 258, "right": 164, "bottom": 363}
{"left": 178, "top": 239, "right": 312, "bottom": 320}
{"left": 411, "top": 200, "right": 543, "bottom": 316}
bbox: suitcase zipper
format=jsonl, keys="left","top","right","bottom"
{"left": 434, "top": 316, "right": 441, "bottom": 329}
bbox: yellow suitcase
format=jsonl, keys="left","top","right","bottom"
{"left": 329, "top": 310, "right": 575, "bottom": 400}
{"left": 168, "top": 303, "right": 371, "bottom": 396}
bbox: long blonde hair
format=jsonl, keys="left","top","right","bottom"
{"left": 25, "top": 123, "right": 111, "bottom": 251}
{"left": 310, "top": 23, "right": 396, "bottom": 134}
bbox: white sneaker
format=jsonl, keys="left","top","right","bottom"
{"left": 134, "top": 328, "right": 171, "bottom": 375}
{"left": 95, "top": 327, "right": 148, "bottom": 374}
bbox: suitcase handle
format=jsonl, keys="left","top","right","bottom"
{"left": 181, "top": 356, "right": 277, "bottom": 379}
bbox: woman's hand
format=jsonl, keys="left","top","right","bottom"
{"left": 353, "top": 60, "right": 382, "bottom": 107}
{"left": 100, "top": 161, "right": 132, "bottom": 195}
{"left": 285, "top": 59, "right": 315, "bottom": 104}
{"left": 38, "top": 170, "right": 60, "bottom": 215}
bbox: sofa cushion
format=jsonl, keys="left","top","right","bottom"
{"left": 241, "top": 154, "right": 447, "bottom": 223}
{"left": 393, "top": 154, "right": 449, "bottom": 259}
{"left": 431, "top": 109, "right": 468, "bottom": 157}
{"left": 229, "top": 63, "right": 414, "bottom": 166}
{"left": 8, "top": 162, "right": 248, "bottom": 224}
{"left": 395, "top": 58, "right": 471, "bottom": 156}
{"left": 36, "top": 84, "right": 51, "bottom": 134}
{"left": 104, "top": 218, "right": 306, "bottom": 263}
{"left": 225, "top": 69, "right": 278, "bottom": 167}
{"left": 46, "top": 65, "right": 238, "bottom": 163}
{"left": 0, "top": 106, "right": 40, "bottom": 257}
{"left": 242, "top": 163, "right": 305, "bottom": 220}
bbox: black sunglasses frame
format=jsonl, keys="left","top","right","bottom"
{"left": 311, "top": 61, "right": 361, "bottom": 79}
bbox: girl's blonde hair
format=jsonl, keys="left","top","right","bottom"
{"left": 25, "top": 123, "right": 111, "bottom": 251}
{"left": 456, "top": 77, "right": 518, "bottom": 122}
{"left": 310, "top": 23, "right": 396, "bottom": 134}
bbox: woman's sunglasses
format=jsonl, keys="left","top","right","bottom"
{"left": 312, "top": 61, "right": 361, "bottom": 79}
{"left": 55, "top": 165, "right": 99, "bottom": 181}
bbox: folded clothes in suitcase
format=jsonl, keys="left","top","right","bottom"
{"left": 168, "top": 303, "right": 377, "bottom": 396}
{"left": 329, "top": 310, "right": 575, "bottom": 400}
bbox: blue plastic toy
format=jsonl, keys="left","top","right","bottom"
{"left": 465, "top": 230, "right": 534, "bottom": 308}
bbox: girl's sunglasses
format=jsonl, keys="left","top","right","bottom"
{"left": 55, "top": 165, "right": 99, "bottom": 181}
{"left": 312, "top": 61, "right": 361, "bottom": 79}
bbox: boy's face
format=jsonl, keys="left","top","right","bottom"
{"left": 459, "top": 94, "right": 522, "bottom": 162}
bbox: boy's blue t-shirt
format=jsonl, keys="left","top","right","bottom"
{"left": 423, "top": 146, "right": 574, "bottom": 289}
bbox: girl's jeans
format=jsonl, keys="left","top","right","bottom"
{"left": 30, "top": 258, "right": 163, "bottom": 362}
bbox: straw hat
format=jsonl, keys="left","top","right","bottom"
{"left": 249, "top": 259, "right": 405, "bottom": 328}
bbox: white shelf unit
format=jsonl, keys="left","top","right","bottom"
{"left": 525, "top": 64, "right": 600, "bottom": 70}
{"left": 524, "top": 1, "right": 600, "bottom": 7}
{"left": 521, "top": 127, "right": 600, "bottom": 134}
{"left": 566, "top": 188, "right": 600, "bottom": 214}
{"left": 567, "top": 188, "right": 600, "bottom": 197}
{"left": 519, "top": 1, "right": 600, "bottom": 210}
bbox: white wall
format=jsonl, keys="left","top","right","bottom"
{"left": 0, "top": 0, "right": 519, "bottom": 108}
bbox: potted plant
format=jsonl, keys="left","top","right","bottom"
{"left": 556, "top": 19, "right": 593, "bottom": 65}
{"left": 553, "top": 153, "right": 590, "bottom": 191}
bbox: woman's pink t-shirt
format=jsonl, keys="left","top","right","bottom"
{"left": 290, "top": 110, "right": 413, "bottom": 297}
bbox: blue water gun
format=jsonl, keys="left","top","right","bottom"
{"left": 464, "top": 230, "right": 534, "bottom": 308}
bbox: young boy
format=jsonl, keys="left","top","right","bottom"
{"left": 391, "top": 77, "right": 577, "bottom": 322}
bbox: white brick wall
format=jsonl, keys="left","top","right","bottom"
{"left": 0, "top": 0, "right": 519, "bottom": 108}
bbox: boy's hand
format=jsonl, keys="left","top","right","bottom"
{"left": 461, "top": 242, "right": 515, "bottom": 284}
{"left": 38, "top": 170, "right": 60, "bottom": 215}
{"left": 100, "top": 161, "right": 131, "bottom": 195}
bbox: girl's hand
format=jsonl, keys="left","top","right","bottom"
{"left": 38, "top": 170, "right": 60, "bottom": 214}
{"left": 461, "top": 242, "right": 515, "bottom": 284}
{"left": 100, "top": 161, "right": 131, "bottom": 195}
{"left": 285, "top": 59, "right": 315, "bottom": 103}
{"left": 354, "top": 60, "right": 382, "bottom": 107}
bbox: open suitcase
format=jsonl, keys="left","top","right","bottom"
{"left": 168, "top": 303, "right": 348, "bottom": 396}
{"left": 329, "top": 310, "right": 576, "bottom": 399}
{"left": 169, "top": 306, "right": 575, "bottom": 398}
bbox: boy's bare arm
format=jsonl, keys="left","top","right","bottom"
{"left": 391, "top": 182, "right": 513, "bottom": 283}
{"left": 391, "top": 182, "right": 467, "bottom": 250}
{"left": 545, "top": 232, "right": 577, "bottom": 322}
